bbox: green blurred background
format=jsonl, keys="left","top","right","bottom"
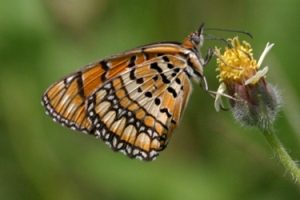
{"left": 1, "top": 0, "right": 300, "bottom": 199}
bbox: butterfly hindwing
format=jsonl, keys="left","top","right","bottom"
{"left": 86, "top": 53, "right": 192, "bottom": 160}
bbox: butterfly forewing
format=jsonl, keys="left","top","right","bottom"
{"left": 42, "top": 55, "right": 134, "bottom": 132}
{"left": 42, "top": 70, "right": 93, "bottom": 132}
{"left": 42, "top": 28, "right": 206, "bottom": 161}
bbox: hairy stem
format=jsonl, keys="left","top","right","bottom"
{"left": 262, "top": 129, "right": 300, "bottom": 184}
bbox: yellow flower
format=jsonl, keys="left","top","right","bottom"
{"left": 213, "top": 37, "right": 280, "bottom": 130}
{"left": 215, "top": 37, "right": 258, "bottom": 84}
{"left": 215, "top": 37, "right": 273, "bottom": 85}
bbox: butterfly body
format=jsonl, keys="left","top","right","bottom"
{"left": 42, "top": 24, "right": 208, "bottom": 161}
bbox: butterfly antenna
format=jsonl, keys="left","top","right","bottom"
{"left": 203, "top": 33, "right": 232, "bottom": 47}
{"left": 197, "top": 23, "right": 205, "bottom": 35}
{"left": 206, "top": 27, "right": 253, "bottom": 39}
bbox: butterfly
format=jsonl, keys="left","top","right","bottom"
{"left": 42, "top": 23, "right": 211, "bottom": 161}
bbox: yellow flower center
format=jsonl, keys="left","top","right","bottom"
{"left": 216, "top": 37, "right": 258, "bottom": 83}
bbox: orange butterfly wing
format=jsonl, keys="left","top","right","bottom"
{"left": 42, "top": 42, "right": 203, "bottom": 161}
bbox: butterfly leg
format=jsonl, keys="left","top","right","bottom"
{"left": 203, "top": 48, "right": 213, "bottom": 66}
{"left": 200, "top": 76, "right": 208, "bottom": 91}
{"left": 198, "top": 71, "right": 236, "bottom": 111}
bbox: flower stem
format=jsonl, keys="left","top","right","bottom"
{"left": 262, "top": 129, "right": 300, "bottom": 184}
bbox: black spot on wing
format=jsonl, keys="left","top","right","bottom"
{"left": 175, "top": 78, "right": 181, "bottom": 84}
{"left": 171, "top": 119, "right": 177, "bottom": 125}
{"left": 160, "top": 108, "right": 172, "bottom": 118}
{"left": 144, "top": 91, "right": 152, "bottom": 98}
{"left": 154, "top": 98, "right": 161, "bottom": 105}
{"left": 150, "top": 63, "right": 163, "bottom": 73}
{"left": 130, "top": 68, "right": 136, "bottom": 80}
{"left": 162, "top": 56, "right": 170, "bottom": 62}
{"left": 136, "top": 78, "right": 144, "bottom": 84}
{"left": 161, "top": 74, "right": 170, "bottom": 84}
{"left": 100, "top": 60, "right": 109, "bottom": 70}
{"left": 174, "top": 68, "right": 180, "bottom": 73}
{"left": 167, "top": 87, "right": 177, "bottom": 98}
{"left": 76, "top": 71, "right": 85, "bottom": 97}
{"left": 167, "top": 63, "right": 174, "bottom": 69}
{"left": 100, "top": 60, "right": 109, "bottom": 81}
{"left": 128, "top": 55, "right": 137, "bottom": 68}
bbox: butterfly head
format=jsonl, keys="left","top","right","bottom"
{"left": 182, "top": 23, "right": 205, "bottom": 50}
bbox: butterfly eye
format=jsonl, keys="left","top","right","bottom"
{"left": 190, "top": 30, "right": 204, "bottom": 47}
{"left": 191, "top": 33, "right": 201, "bottom": 45}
